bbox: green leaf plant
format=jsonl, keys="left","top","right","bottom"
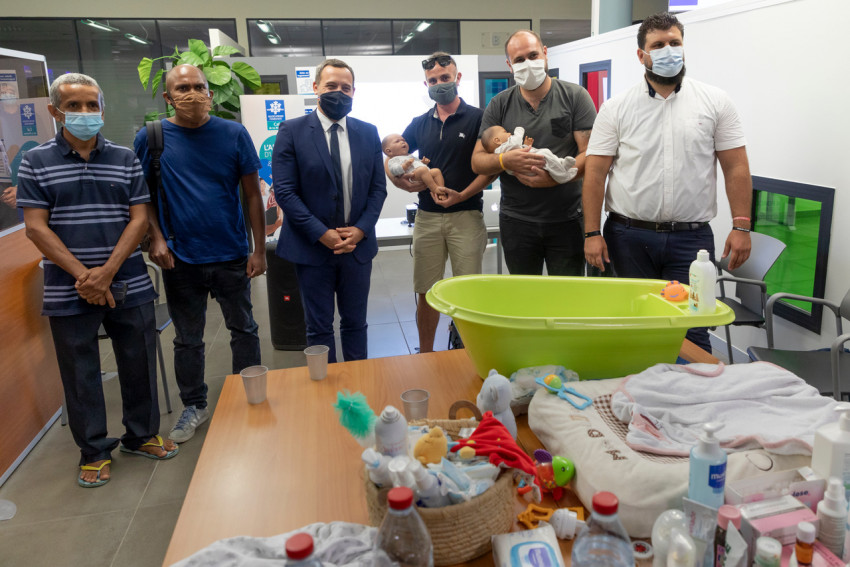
{"left": 138, "top": 42, "right": 261, "bottom": 123}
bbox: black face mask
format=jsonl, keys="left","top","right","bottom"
{"left": 319, "top": 91, "right": 353, "bottom": 121}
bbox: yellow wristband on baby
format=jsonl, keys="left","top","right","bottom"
{"left": 498, "top": 153, "right": 506, "bottom": 170}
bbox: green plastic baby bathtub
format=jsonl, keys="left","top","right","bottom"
{"left": 425, "top": 275, "right": 734, "bottom": 379}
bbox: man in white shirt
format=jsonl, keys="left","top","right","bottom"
{"left": 583, "top": 12, "right": 752, "bottom": 352}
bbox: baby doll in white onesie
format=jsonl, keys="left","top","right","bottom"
{"left": 382, "top": 133, "right": 447, "bottom": 201}
{"left": 482, "top": 125, "right": 578, "bottom": 184}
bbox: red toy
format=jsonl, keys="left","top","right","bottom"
{"left": 661, "top": 280, "right": 688, "bottom": 302}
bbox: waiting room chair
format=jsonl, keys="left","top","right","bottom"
{"left": 61, "top": 262, "right": 173, "bottom": 425}
{"left": 747, "top": 287, "right": 850, "bottom": 400}
{"left": 715, "top": 232, "right": 786, "bottom": 363}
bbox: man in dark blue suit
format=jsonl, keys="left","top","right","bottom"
{"left": 272, "top": 59, "right": 387, "bottom": 362}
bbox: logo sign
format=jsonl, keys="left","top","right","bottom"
{"left": 265, "top": 99, "right": 285, "bottom": 130}
{"left": 20, "top": 103, "right": 37, "bottom": 136}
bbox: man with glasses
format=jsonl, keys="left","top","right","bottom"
{"left": 387, "top": 52, "right": 494, "bottom": 353}
{"left": 472, "top": 30, "right": 597, "bottom": 276}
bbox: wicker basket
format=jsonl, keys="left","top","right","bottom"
{"left": 364, "top": 414, "right": 516, "bottom": 566}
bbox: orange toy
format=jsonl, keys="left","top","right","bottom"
{"left": 661, "top": 281, "right": 688, "bottom": 302}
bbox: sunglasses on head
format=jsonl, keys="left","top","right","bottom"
{"left": 421, "top": 55, "right": 454, "bottom": 70}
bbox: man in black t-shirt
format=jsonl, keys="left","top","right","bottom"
{"left": 472, "top": 30, "right": 597, "bottom": 276}
{"left": 387, "top": 52, "right": 494, "bottom": 353}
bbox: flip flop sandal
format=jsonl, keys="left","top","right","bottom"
{"left": 78, "top": 460, "right": 111, "bottom": 488}
{"left": 119, "top": 435, "right": 179, "bottom": 460}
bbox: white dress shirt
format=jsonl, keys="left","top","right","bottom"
{"left": 586, "top": 77, "right": 746, "bottom": 222}
{"left": 316, "top": 110, "right": 353, "bottom": 224}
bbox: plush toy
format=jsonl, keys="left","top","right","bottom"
{"left": 414, "top": 426, "right": 448, "bottom": 465}
{"left": 477, "top": 369, "right": 517, "bottom": 439}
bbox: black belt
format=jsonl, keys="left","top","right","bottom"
{"left": 608, "top": 212, "right": 709, "bottom": 233}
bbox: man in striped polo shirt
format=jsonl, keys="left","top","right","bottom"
{"left": 17, "top": 73, "right": 178, "bottom": 488}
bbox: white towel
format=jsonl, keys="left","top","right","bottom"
{"left": 173, "top": 521, "right": 379, "bottom": 567}
{"left": 610, "top": 362, "right": 840, "bottom": 456}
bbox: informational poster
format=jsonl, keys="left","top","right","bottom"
{"left": 0, "top": 71, "right": 18, "bottom": 100}
{"left": 240, "top": 95, "right": 315, "bottom": 236}
{"left": 295, "top": 67, "right": 313, "bottom": 95}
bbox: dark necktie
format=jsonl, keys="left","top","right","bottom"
{"left": 329, "top": 123, "right": 345, "bottom": 226}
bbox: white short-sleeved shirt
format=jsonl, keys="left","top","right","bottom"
{"left": 586, "top": 77, "right": 746, "bottom": 222}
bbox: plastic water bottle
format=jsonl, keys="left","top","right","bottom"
{"left": 285, "top": 533, "right": 323, "bottom": 567}
{"left": 571, "top": 491, "right": 635, "bottom": 567}
{"left": 374, "top": 486, "right": 434, "bottom": 567}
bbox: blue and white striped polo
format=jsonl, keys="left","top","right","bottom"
{"left": 17, "top": 130, "right": 157, "bottom": 316}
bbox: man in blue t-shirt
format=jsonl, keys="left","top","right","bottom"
{"left": 18, "top": 73, "right": 179, "bottom": 488}
{"left": 134, "top": 64, "right": 266, "bottom": 444}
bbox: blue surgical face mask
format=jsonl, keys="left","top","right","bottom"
{"left": 428, "top": 82, "right": 457, "bottom": 105}
{"left": 58, "top": 110, "right": 104, "bottom": 141}
{"left": 645, "top": 45, "right": 684, "bottom": 78}
{"left": 318, "top": 91, "right": 353, "bottom": 121}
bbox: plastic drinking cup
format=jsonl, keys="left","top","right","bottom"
{"left": 401, "top": 389, "right": 430, "bottom": 421}
{"left": 240, "top": 365, "right": 268, "bottom": 404}
{"left": 304, "top": 345, "right": 330, "bottom": 381}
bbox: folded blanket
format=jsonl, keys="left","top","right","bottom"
{"left": 610, "top": 362, "right": 840, "bottom": 456}
{"left": 173, "top": 521, "right": 379, "bottom": 567}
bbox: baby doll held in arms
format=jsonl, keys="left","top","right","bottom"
{"left": 382, "top": 133, "right": 448, "bottom": 201}
{"left": 482, "top": 125, "right": 578, "bottom": 184}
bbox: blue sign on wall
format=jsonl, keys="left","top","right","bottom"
{"left": 265, "top": 99, "right": 285, "bottom": 130}
{"left": 20, "top": 104, "right": 37, "bottom": 136}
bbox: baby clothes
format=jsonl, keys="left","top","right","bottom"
{"left": 387, "top": 154, "right": 427, "bottom": 177}
{"left": 495, "top": 126, "right": 577, "bottom": 184}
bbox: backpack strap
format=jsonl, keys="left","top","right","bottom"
{"left": 144, "top": 120, "right": 176, "bottom": 249}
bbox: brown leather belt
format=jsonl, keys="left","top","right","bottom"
{"left": 608, "top": 212, "right": 709, "bottom": 233}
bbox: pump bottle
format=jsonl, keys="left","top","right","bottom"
{"left": 689, "top": 249, "right": 717, "bottom": 315}
{"left": 688, "top": 423, "right": 727, "bottom": 509}
{"left": 817, "top": 477, "right": 847, "bottom": 558}
{"left": 811, "top": 404, "right": 850, "bottom": 501}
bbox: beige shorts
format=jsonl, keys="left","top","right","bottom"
{"left": 412, "top": 209, "right": 487, "bottom": 294}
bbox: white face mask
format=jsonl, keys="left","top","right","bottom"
{"left": 511, "top": 59, "right": 547, "bottom": 90}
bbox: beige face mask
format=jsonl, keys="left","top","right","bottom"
{"left": 168, "top": 91, "right": 212, "bottom": 120}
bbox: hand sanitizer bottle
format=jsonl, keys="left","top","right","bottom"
{"left": 688, "top": 423, "right": 727, "bottom": 509}
{"left": 689, "top": 249, "right": 717, "bottom": 315}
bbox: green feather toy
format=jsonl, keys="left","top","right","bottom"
{"left": 333, "top": 390, "right": 377, "bottom": 447}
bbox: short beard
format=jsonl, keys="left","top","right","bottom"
{"left": 646, "top": 64, "right": 686, "bottom": 86}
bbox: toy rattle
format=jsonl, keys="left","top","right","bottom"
{"left": 535, "top": 375, "right": 592, "bottom": 410}
{"left": 533, "top": 449, "right": 575, "bottom": 501}
{"left": 660, "top": 280, "right": 688, "bottom": 302}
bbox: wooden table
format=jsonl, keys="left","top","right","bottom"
{"left": 163, "top": 346, "right": 718, "bottom": 566}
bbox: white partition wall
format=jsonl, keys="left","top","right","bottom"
{"left": 547, "top": 0, "right": 850, "bottom": 352}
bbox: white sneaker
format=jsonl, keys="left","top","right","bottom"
{"left": 169, "top": 406, "right": 210, "bottom": 443}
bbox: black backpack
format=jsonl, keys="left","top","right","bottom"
{"left": 142, "top": 119, "right": 176, "bottom": 250}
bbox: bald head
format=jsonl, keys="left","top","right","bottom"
{"left": 165, "top": 64, "right": 208, "bottom": 97}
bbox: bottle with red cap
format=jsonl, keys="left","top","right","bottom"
{"left": 373, "top": 486, "right": 434, "bottom": 567}
{"left": 285, "top": 533, "right": 323, "bottom": 567}
{"left": 571, "top": 491, "right": 635, "bottom": 567}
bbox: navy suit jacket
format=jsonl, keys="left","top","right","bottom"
{"left": 272, "top": 111, "right": 387, "bottom": 266}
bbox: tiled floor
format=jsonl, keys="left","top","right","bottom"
{"left": 0, "top": 244, "right": 505, "bottom": 567}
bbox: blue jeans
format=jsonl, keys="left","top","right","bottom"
{"left": 295, "top": 253, "right": 371, "bottom": 363}
{"left": 162, "top": 257, "right": 261, "bottom": 409}
{"left": 50, "top": 302, "right": 159, "bottom": 465}
{"left": 500, "top": 214, "right": 584, "bottom": 276}
{"left": 604, "top": 218, "right": 715, "bottom": 352}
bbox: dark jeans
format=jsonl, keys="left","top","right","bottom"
{"left": 162, "top": 257, "right": 261, "bottom": 409}
{"left": 604, "top": 218, "right": 716, "bottom": 352}
{"left": 499, "top": 213, "right": 584, "bottom": 276}
{"left": 295, "top": 253, "right": 371, "bottom": 363}
{"left": 50, "top": 302, "right": 159, "bottom": 465}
